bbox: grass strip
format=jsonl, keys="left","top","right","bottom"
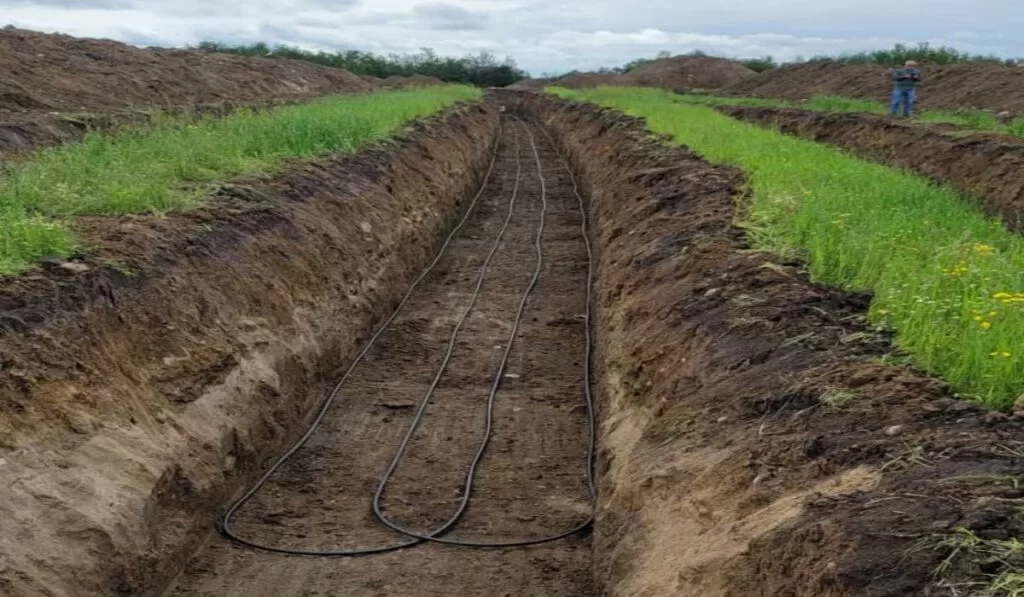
{"left": 552, "top": 85, "right": 1024, "bottom": 408}
{"left": 677, "top": 92, "right": 1024, "bottom": 136}
{"left": 0, "top": 85, "right": 481, "bottom": 274}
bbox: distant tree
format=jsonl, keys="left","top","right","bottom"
{"left": 740, "top": 56, "right": 778, "bottom": 72}
{"left": 808, "top": 42, "right": 1009, "bottom": 66}
{"left": 194, "top": 43, "right": 527, "bottom": 87}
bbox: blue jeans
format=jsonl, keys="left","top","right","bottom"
{"left": 890, "top": 88, "right": 916, "bottom": 117}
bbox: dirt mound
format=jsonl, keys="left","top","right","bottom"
{"left": 552, "top": 57, "right": 755, "bottom": 92}
{"left": 509, "top": 78, "right": 550, "bottom": 90}
{"left": 726, "top": 59, "right": 1024, "bottom": 114}
{"left": 553, "top": 72, "right": 622, "bottom": 89}
{"left": 503, "top": 89, "right": 1024, "bottom": 597}
{"left": 0, "top": 104, "right": 498, "bottom": 595}
{"left": 0, "top": 27, "right": 371, "bottom": 115}
{"left": 720, "top": 105, "right": 1024, "bottom": 230}
{"left": 620, "top": 55, "right": 756, "bottom": 91}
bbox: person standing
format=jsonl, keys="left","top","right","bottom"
{"left": 889, "top": 60, "right": 922, "bottom": 117}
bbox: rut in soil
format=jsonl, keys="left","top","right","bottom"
{"left": 165, "top": 116, "right": 595, "bottom": 596}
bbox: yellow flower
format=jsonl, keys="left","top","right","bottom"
{"left": 990, "top": 351, "right": 1012, "bottom": 358}
{"left": 980, "top": 321, "right": 992, "bottom": 330}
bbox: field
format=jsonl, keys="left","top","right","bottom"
{"left": 3, "top": 27, "right": 1024, "bottom": 597}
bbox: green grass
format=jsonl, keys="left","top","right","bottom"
{"left": 673, "top": 92, "right": 1024, "bottom": 137}
{"left": 0, "top": 85, "right": 480, "bottom": 274}
{"left": 552, "top": 85, "right": 1024, "bottom": 408}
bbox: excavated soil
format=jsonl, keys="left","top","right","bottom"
{"left": 725, "top": 60, "right": 1024, "bottom": 115}
{"left": 0, "top": 103, "right": 500, "bottom": 596}
{"left": 500, "top": 90, "right": 1024, "bottom": 597}
{"left": 0, "top": 28, "right": 370, "bottom": 114}
{"left": 165, "top": 117, "right": 594, "bottom": 597}
{"left": 720, "top": 105, "right": 1024, "bottom": 230}
{"left": 550, "top": 56, "right": 755, "bottom": 92}
{"left": 0, "top": 27, "right": 372, "bottom": 156}
{"left": 618, "top": 56, "right": 756, "bottom": 92}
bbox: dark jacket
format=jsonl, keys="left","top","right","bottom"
{"left": 892, "top": 67, "right": 922, "bottom": 90}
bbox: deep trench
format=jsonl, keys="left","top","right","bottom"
{"left": 6, "top": 92, "right": 1011, "bottom": 597}
{"left": 164, "top": 115, "right": 596, "bottom": 596}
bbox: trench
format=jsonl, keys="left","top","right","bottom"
{"left": 164, "top": 115, "right": 596, "bottom": 595}
{"left": 4, "top": 93, "right": 1023, "bottom": 597}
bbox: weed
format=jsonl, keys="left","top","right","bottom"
{"left": 933, "top": 529, "right": 1024, "bottom": 597}
{"left": 820, "top": 387, "right": 861, "bottom": 409}
{"left": 989, "top": 572, "right": 1024, "bottom": 597}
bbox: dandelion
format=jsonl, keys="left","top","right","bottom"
{"left": 943, "top": 261, "right": 969, "bottom": 276}
{"left": 981, "top": 321, "right": 992, "bottom": 330}
{"left": 973, "top": 243, "right": 996, "bottom": 255}
{"left": 990, "top": 351, "right": 1013, "bottom": 358}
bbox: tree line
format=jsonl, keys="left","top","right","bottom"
{"left": 560, "top": 42, "right": 1019, "bottom": 80}
{"left": 195, "top": 42, "right": 527, "bottom": 88}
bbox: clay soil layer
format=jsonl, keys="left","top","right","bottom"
{"left": 719, "top": 105, "right": 1024, "bottom": 230}
{"left": 500, "top": 90, "right": 1024, "bottom": 597}
{"left": 165, "top": 118, "right": 595, "bottom": 596}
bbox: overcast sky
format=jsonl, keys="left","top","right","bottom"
{"left": 2, "top": 0, "right": 1022, "bottom": 75}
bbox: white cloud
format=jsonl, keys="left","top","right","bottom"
{"left": 1, "top": 0, "right": 1022, "bottom": 75}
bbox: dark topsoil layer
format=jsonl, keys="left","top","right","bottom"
{"left": 0, "top": 102, "right": 498, "bottom": 596}
{"left": 720, "top": 105, "right": 1024, "bottom": 231}
{"left": 0, "top": 27, "right": 373, "bottom": 156}
{"left": 500, "top": 90, "right": 1024, "bottom": 596}
{"left": 724, "top": 60, "right": 1024, "bottom": 115}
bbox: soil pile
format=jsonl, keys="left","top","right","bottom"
{"left": 0, "top": 27, "right": 371, "bottom": 115}
{"left": 509, "top": 78, "right": 550, "bottom": 90}
{"left": 554, "top": 72, "right": 623, "bottom": 89}
{"left": 726, "top": 60, "right": 1024, "bottom": 114}
{"left": 550, "top": 57, "right": 755, "bottom": 92}
{"left": 619, "top": 55, "right": 757, "bottom": 91}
